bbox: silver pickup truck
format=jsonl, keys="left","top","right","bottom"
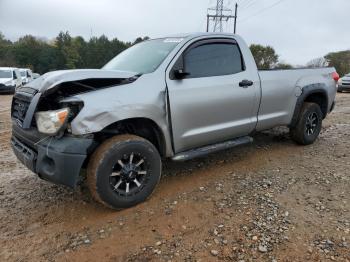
{"left": 11, "top": 33, "right": 339, "bottom": 209}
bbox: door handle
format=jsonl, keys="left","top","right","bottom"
{"left": 239, "top": 80, "right": 254, "bottom": 88}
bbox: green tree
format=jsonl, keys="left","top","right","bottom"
{"left": 55, "top": 31, "right": 81, "bottom": 69}
{"left": 325, "top": 51, "right": 350, "bottom": 77}
{"left": 0, "top": 32, "right": 16, "bottom": 66}
{"left": 36, "top": 45, "right": 60, "bottom": 74}
{"left": 133, "top": 36, "right": 150, "bottom": 45}
{"left": 12, "top": 35, "right": 48, "bottom": 71}
{"left": 250, "top": 44, "right": 279, "bottom": 70}
{"left": 85, "top": 35, "right": 112, "bottom": 68}
{"left": 306, "top": 57, "right": 329, "bottom": 68}
{"left": 110, "top": 37, "right": 130, "bottom": 60}
{"left": 275, "top": 63, "right": 293, "bottom": 69}
{"left": 72, "top": 36, "right": 88, "bottom": 68}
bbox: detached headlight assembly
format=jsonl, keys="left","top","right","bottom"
{"left": 35, "top": 108, "right": 69, "bottom": 135}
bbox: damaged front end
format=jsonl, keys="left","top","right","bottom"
{"left": 11, "top": 69, "right": 139, "bottom": 188}
{"left": 12, "top": 69, "right": 139, "bottom": 134}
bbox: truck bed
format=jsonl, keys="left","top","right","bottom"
{"left": 256, "top": 67, "right": 336, "bottom": 131}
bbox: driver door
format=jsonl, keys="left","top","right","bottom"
{"left": 166, "top": 38, "right": 260, "bottom": 153}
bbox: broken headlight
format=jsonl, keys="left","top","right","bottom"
{"left": 35, "top": 108, "right": 69, "bottom": 135}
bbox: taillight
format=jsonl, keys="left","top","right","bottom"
{"left": 332, "top": 72, "right": 340, "bottom": 82}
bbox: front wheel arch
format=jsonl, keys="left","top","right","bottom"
{"left": 95, "top": 118, "right": 167, "bottom": 157}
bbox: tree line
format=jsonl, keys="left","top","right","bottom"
{"left": 0, "top": 31, "right": 349, "bottom": 76}
{"left": 249, "top": 44, "right": 350, "bottom": 76}
{"left": 0, "top": 31, "right": 149, "bottom": 74}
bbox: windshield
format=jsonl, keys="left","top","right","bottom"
{"left": 20, "top": 71, "right": 26, "bottom": 77}
{"left": 103, "top": 38, "right": 183, "bottom": 74}
{"left": 0, "top": 70, "right": 12, "bottom": 78}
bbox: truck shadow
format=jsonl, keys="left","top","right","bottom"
{"left": 75, "top": 127, "right": 294, "bottom": 206}
{"left": 162, "top": 126, "right": 292, "bottom": 178}
{"left": 2, "top": 126, "right": 295, "bottom": 220}
{"left": 0, "top": 125, "right": 303, "bottom": 249}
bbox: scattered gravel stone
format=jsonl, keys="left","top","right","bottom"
{"left": 258, "top": 245, "right": 268, "bottom": 253}
{"left": 210, "top": 249, "right": 219, "bottom": 256}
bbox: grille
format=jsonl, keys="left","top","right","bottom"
{"left": 11, "top": 87, "right": 40, "bottom": 128}
{"left": 12, "top": 98, "right": 31, "bottom": 126}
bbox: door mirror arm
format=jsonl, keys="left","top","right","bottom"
{"left": 174, "top": 69, "right": 190, "bottom": 79}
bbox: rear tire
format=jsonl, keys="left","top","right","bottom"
{"left": 290, "top": 102, "right": 323, "bottom": 145}
{"left": 87, "top": 134, "right": 162, "bottom": 210}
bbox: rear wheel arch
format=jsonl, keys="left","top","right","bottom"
{"left": 290, "top": 84, "right": 328, "bottom": 128}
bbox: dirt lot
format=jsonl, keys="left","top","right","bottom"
{"left": 0, "top": 93, "right": 349, "bottom": 262}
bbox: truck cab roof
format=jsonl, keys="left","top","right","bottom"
{"left": 162, "top": 32, "right": 237, "bottom": 39}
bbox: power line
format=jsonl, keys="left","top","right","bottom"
{"left": 241, "top": 0, "right": 259, "bottom": 10}
{"left": 240, "top": 0, "right": 256, "bottom": 9}
{"left": 239, "top": 0, "right": 288, "bottom": 23}
{"left": 238, "top": 0, "right": 251, "bottom": 6}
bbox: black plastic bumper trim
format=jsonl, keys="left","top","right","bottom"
{"left": 11, "top": 131, "right": 94, "bottom": 188}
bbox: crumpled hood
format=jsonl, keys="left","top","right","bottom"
{"left": 24, "top": 69, "right": 138, "bottom": 93}
{"left": 0, "top": 78, "right": 12, "bottom": 85}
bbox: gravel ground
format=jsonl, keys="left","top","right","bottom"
{"left": 0, "top": 93, "right": 349, "bottom": 262}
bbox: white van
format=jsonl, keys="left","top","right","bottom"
{"left": 19, "top": 68, "right": 34, "bottom": 85}
{"left": 0, "top": 67, "right": 22, "bottom": 94}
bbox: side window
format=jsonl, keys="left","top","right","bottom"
{"left": 184, "top": 42, "right": 244, "bottom": 78}
{"left": 13, "top": 71, "right": 17, "bottom": 79}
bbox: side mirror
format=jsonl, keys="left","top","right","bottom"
{"left": 174, "top": 69, "right": 190, "bottom": 79}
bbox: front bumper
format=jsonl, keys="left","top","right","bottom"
{"left": 11, "top": 124, "right": 95, "bottom": 188}
{"left": 0, "top": 84, "right": 15, "bottom": 94}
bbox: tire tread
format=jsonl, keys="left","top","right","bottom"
{"left": 290, "top": 102, "right": 322, "bottom": 145}
{"left": 87, "top": 134, "right": 151, "bottom": 209}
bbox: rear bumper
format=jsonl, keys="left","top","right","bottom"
{"left": 11, "top": 124, "right": 95, "bottom": 188}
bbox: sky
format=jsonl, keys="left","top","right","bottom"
{"left": 0, "top": 0, "right": 349, "bottom": 65}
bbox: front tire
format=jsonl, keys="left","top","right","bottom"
{"left": 290, "top": 102, "right": 323, "bottom": 145}
{"left": 87, "top": 134, "right": 162, "bottom": 210}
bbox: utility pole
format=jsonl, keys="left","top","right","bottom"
{"left": 206, "top": 0, "right": 237, "bottom": 33}
{"left": 234, "top": 3, "right": 238, "bottom": 34}
{"left": 214, "top": 0, "right": 224, "bottom": 32}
